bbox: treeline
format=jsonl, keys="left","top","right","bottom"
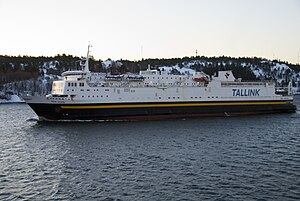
{"left": 1, "top": 54, "right": 300, "bottom": 85}
{"left": 0, "top": 54, "right": 103, "bottom": 84}
{"left": 123, "top": 56, "right": 300, "bottom": 81}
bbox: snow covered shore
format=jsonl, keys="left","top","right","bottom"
{"left": 0, "top": 95, "right": 25, "bottom": 104}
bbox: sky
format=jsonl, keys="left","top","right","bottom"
{"left": 0, "top": 0, "right": 299, "bottom": 64}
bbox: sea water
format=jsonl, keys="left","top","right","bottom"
{"left": 0, "top": 98, "right": 300, "bottom": 200}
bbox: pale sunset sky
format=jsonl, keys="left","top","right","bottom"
{"left": 0, "top": 0, "right": 299, "bottom": 63}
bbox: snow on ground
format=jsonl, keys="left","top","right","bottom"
{"left": 42, "top": 61, "right": 58, "bottom": 70}
{"left": 10, "top": 95, "right": 24, "bottom": 102}
{"left": 159, "top": 65, "right": 196, "bottom": 75}
{"left": 252, "top": 68, "right": 264, "bottom": 78}
{"left": 272, "top": 63, "right": 291, "bottom": 72}
{"left": 102, "top": 61, "right": 112, "bottom": 68}
{"left": 102, "top": 60, "right": 123, "bottom": 68}
{"left": 0, "top": 95, "right": 24, "bottom": 103}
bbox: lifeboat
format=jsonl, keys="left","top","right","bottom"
{"left": 193, "top": 77, "right": 208, "bottom": 82}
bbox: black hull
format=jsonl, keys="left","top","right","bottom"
{"left": 27, "top": 100, "right": 296, "bottom": 121}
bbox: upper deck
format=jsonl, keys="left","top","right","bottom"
{"left": 49, "top": 46, "right": 292, "bottom": 101}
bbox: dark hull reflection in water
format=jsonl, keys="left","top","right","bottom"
{"left": 0, "top": 97, "right": 300, "bottom": 200}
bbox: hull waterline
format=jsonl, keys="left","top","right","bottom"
{"left": 26, "top": 100, "right": 296, "bottom": 121}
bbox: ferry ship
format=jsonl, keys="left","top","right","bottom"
{"left": 24, "top": 46, "right": 296, "bottom": 121}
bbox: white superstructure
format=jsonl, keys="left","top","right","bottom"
{"left": 48, "top": 59, "right": 292, "bottom": 105}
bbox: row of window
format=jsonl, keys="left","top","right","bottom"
{"left": 144, "top": 83, "right": 199, "bottom": 86}
{"left": 78, "top": 96, "right": 218, "bottom": 100}
{"left": 68, "top": 82, "right": 77, "bottom": 87}
{"left": 146, "top": 77, "right": 182, "bottom": 80}
{"left": 82, "top": 95, "right": 109, "bottom": 98}
{"left": 165, "top": 96, "right": 218, "bottom": 99}
{"left": 67, "top": 88, "right": 110, "bottom": 92}
{"left": 48, "top": 95, "right": 219, "bottom": 100}
{"left": 67, "top": 82, "right": 85, "bottom": 87}
{"left": 67, "top": 85, "right": 202, "bottom": 93}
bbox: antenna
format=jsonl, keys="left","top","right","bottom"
{"left": 196, "top": 49, "right": 198, "bottom": 57}
{"left": 141, "top": 45, "right": 143, "bottom": 60}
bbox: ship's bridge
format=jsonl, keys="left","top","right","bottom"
{"left": 52, "top": 80, "right": 65, "bottom": 95}
{"left": 62, "top": 71, "right": 87, "bottom": 81}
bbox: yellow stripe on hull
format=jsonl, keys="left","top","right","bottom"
{"left": 60, "top": 101, "right": 290, "bottom": 110}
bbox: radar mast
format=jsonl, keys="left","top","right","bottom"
{"left": 84, "top": 44, "right": 91, "bottom": 73}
